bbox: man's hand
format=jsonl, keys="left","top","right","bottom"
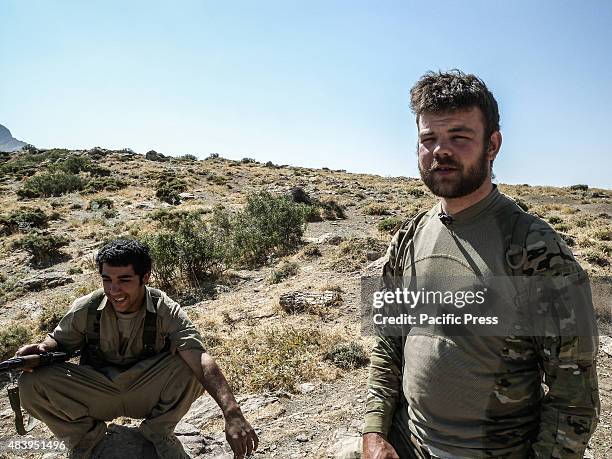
{"left": 15, "top": 343, "right": 47, "bottom": 357}
{"left": 224, "top": 409, "right": 259, "bottom": 458}
{"left": 363, "top": 433, "right": 400, "bottom": 459}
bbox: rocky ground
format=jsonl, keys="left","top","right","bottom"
{"left": 0, "top": 149, "right": 610, "bottom": 458}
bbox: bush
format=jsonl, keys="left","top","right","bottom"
{"left": 18, "top": 172, "right": 85, "bottom": 198}
{"left": 38, "top": 304, "right": 67, "bottom": 334}
{"left": 324, "top": 342, "right": 369, "bottom": 369}
{"left": 156, "top": 177, "right": 188, "bottom": 205}
{"left": 569, "top": 184, "right": 589, "bottom": 191}
{"left": 583, "top": 248, "right": 610, "bottom": 267}
{"left": 53, "top": 155, "right": 92, "bottom": 174}
{"left": 88, "top": 197, "right": 113, "bottom": 210}
{"left": 301, "top": 204, "right": 323, "bottom": 222}
{"left": 513, "top": 197, "right": 529, "bottom": 212}
{"left": 178, "top": 154, "right": 198, "bottom": 161}
{"left": 302, "top": 245, "right": 322, "bottom": 258}
{"left": 269, "top": 261, "right": 299, "bottom": 284}
{"left": 364, "top": 203, "right": 390, "bottom": 216}
{"left": 377, "top": 216, "right": 403, "bottom": 234}
{"left": 241, "top": 157, "right": 257, "bottom": 164}
{"left": 149, "top": 208, "right": 208, "bottom": 229}
{"left": 213, "top": 191, "right": 306, "bottom": 267}
{"left": 216, "top": 326, "right": 326, "bottom": 393}
{"left": 12, "top": 232, "right": 69, "bottom": 265}
{"left": 207, "top": 173, "right": 227, "bottom": 185}
{"left": 207, "top": 153, "right": 220, "bottom": 160}
{"left": 0, "top": 322, "right": 34, "bottom": 360}
{"left": 320, "top": 199, "right": 346, "bottom": 219}
{"left": 0, "top": 208, "right": 49, "bottom": 234}
{"left": 143, "top": 219, "right": 225, "bottom": 291}
{"left": 82, "top": 176, "right": 127, "bottom": 193}
{"left": 406, "top": 188, "right": 425, "bottom": 198}
{"left": 547, "top": 216, "right": 563, "bottom": 224}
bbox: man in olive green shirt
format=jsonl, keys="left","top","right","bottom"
{"left": 362, "top": 71, "right": 599, "bottom": 459}
{"left": 17, "top": 239, "right": 258, "bottom": 459}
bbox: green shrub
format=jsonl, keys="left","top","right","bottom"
{"left": 207, "top": 173, "right": 227, "bottom": 185}
{"left": 38, "top": 304, "right": 67, "bottom": 334}
{"left": 301, "top": 204, "right": 323, "bottom": 222}
{"left": 241, "top": 157, "right": 257, "bottom": 164}
{"left": 0, "top": 323, "right": 34, "bottom": 360}
{"left": 269, "top": 261, "right": 299, "bottom": 284}
{"left": 156, "top": 177, "right": 188, "bottom": 205}
{"left": 324, "top": 342, "right": 369, "bottom": 369}
{"left": 12, "top": 232, "right": 69, "bottom": 265}
{"left": 320, "top": 199, "right": 346, "bottom": 219}
{"left": 302, "top": 245, "right": 322, "bottom": 258}
{"left": 569, "top": 184, "right": 589, "bottom": 191}
{"left": 364, "top": 203, "right": 390, "bottom": 216}
{"left": 377, "top": 216, "right": 403, "bottom": 234}
{"left": 18, "top": 172, "right": 85, "bottom": 198}
{"left": 213, "top": 191, "right": 305, "bottom": 267}
{"left": 547, "top": 216, "right": 563, "bottom": 225}
{"left": 88, "top": 197, "right": 113, "bottom": 210}
{"left": 149, "top": 208, "right": 209, "bottom": 229}
{"left": 0, "top": 208, "right": 49, "bottom": 234}
{"left": 583, "top": 248, "right": 610, "bottom": 267}
{"left": 143, "top": 219, "right": 225, "bottom": 291}
{"left": 82, "top": 177, "right": 127, "bottom": 193}
{"left": 513, "top": 197, "right": 529, "bottom": 212}
{"left": 407, "top": 188, "right": 425, "bottom": 198}
{"left": 178, "top": 154, "right": 198, "bottom": 161}
{"left": 216, "top": 326, "right": 325, "bottom": 393}
{"left": 53, "top": 155, "right": 92, "bottom": 174}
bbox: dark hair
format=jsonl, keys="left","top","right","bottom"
{"left": 96, "top": 239, "right": 152, "bottom": 280}
{"left": 410, "top": 69, "right": 500, "bottom": 139}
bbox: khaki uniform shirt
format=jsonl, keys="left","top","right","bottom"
{"left": 50, "top": 287, "right": 205, "bottom": 367}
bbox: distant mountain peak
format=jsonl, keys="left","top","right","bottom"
{"left": 0, "top": 123, "right": 27, "bottom": 152}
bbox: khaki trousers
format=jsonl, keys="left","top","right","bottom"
{"left": 18, "top": 352, "right": 204, "bottom": 450}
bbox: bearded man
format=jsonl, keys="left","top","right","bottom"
{"left": 362, "top": 70, "right": 600, "bottom": 459}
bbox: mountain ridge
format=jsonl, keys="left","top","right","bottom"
{"left": 0, "top": 123, "right": 27, "bottom": 152}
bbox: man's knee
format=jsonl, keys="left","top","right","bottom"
{"left": 18, "top": 369, "right": 45, "bottom": 410}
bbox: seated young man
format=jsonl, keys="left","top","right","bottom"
{"left": 17, "top": 239, "right": 258, "bottom": 459}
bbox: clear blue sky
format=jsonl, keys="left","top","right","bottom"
{"left": 1, "top": 0, "right": 611, "bottom": 188}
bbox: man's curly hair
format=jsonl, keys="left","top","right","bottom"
{"left": 410, "top": 69, "right": 500, "bottom": 140}
{"left": 95, "top": 239, "right": 152, "bottom": 281}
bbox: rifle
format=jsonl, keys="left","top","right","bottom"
{"left": 2, "top": 351, "right": 73, "bottom": 435}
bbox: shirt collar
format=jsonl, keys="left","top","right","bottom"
{"left": 435, "top": 184, "right": 501, "bottom": 225}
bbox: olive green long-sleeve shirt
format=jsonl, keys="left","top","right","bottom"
{"left": 365, "top": 187, "right": 600, "bottom": 458}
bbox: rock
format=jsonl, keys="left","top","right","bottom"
{"left": 236, "top": 394, "right": 280, "bottom": 413}
{"left": 279, "top": 290, "right": 342, "bottom": 313}
{"left": 129, "top": 201, "right": 157, "bottom": 210}
{"left": 296, "top": 434, "right": 309, "bottom": 442}
{"left": 303, "top": 233, "right": 344, "bottom": 245}
{"left": 145, "top": 150, "right": 168, "bottom": 162}
{"left": 298, "top": 383, "right": 316, "bottom": 394}
{"left": 17, "top": 271, "right": 74, "bottom": 292}
{"left": 178, "top": 192, "right": 196, "bottom": 200}
{"left": 175, "top": 421, "right": 200, "bottom": 436}
{"left": 601, "top": 336, "right": 612, "bottom": 357}
{"left": 331, "top": 434, "right": 362, "bottom": 459}
{"left": 181, "top": 396, "right": 222, "bottom": 428}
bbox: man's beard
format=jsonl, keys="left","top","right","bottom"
{"left": 419, "top": 144, "right": 490, "bottom": 198}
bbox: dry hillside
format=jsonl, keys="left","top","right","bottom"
{"left": 0, "top": 148, "right": 610, "bottom": 458}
